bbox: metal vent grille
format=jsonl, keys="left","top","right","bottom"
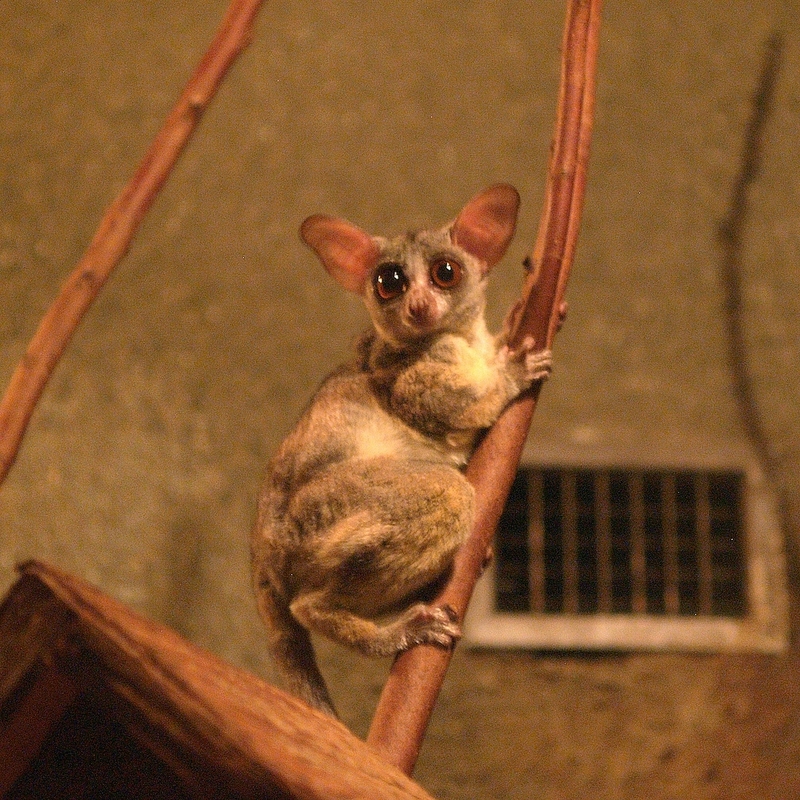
{"left": 495, "top": 468, "right": 748, "bottom": 618}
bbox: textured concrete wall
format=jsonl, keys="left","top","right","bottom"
{"left": 2, "top": 1, "right": 800, "bottom": 797}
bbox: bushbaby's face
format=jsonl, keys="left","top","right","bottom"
{"left": 363, "top": 226, "right": 488, "bottom": 346}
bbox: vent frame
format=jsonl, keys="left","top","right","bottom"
{"left": 465, "top": 460, "right": 788, "bottom": 654}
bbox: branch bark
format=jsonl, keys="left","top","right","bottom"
{"left": 0, "top": 0, "right": 265, "bottom": 487}
{"left": 367, "top": 0, "right": 602, "bottom": 774}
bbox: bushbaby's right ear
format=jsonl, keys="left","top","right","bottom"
{"left": 451, "top": 184, "right": 520, "bottom": 274}
{"left": 300, "top": 215, "right": 380, "bottom": 294}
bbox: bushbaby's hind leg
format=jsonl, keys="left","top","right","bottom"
{"left": 290, "top": 591, "right": 461, "bottom": 657}
{"left": 287, "top": 457, "right": 473, "bottom": 656}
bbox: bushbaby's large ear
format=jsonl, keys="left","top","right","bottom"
{"left": 300, "top": 215, "right": 380, "bottom": 294}
{"left": 451, "top": 184, "right": 520, "bottom": 273}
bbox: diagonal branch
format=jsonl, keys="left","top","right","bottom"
{"left": 367, "top": 0, "right": 602, "bottom": 774}
{"left": 0, "top": 0, "right": 266, "bottom": 488}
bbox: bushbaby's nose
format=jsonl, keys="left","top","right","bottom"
{"left": 406, "top": 290, "right": 435, "bottom": 324}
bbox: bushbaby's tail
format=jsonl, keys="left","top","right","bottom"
{"left": 255, "top": 578, "right": 337, "bottom": 717}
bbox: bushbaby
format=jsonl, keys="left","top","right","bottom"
{"left": 251, "top": 184, "right": 551, "bottom": 715}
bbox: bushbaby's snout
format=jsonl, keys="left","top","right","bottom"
{"left": 405, "top": 288, "right": 438, "bottom": 327}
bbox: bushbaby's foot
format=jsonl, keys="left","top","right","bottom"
{"left": 393, "top": 603, "right": 462, "bottom": 652}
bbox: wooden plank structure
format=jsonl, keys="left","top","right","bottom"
{"left": 0, "top": 561, "right": 436, "bottom": 799}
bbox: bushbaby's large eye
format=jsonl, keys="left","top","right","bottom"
{"left": 430, "top": 258, "right": 463, "bottom": 289}
{"left": 373, "top": 263, "right": 408, "bottom": 301}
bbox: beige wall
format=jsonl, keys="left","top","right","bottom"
{"left": 2, "top": 2, "right": 800, "bottom": 797}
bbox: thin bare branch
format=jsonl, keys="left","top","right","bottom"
{"left": 367, "top": 0, "right": 602, "bottom": 774}
{"left": 0, "top": 0, "right": 265, "bottom": 487}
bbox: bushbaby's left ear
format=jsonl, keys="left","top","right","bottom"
{"left": 300, "top": 215, "right": 381, "bottom": 294}
{"left": 451, "top": 184, "right": 520, "bottom": 274}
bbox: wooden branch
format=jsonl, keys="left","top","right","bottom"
{"left": 367, "top": 0, "right": 602, "bottom": 773}
{"left": 0, "top": 0, "right": 265, "bottom": 487}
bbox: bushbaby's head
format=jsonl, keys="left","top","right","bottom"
{"left": 300, "top": 184, "right": 520, "bottom": 346}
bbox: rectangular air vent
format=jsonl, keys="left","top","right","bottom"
{"left": 495, "top": 468, "right": 747, "bottom": 617}
{"left": 466, "top": 465, "right": 788, "bottom": 653}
